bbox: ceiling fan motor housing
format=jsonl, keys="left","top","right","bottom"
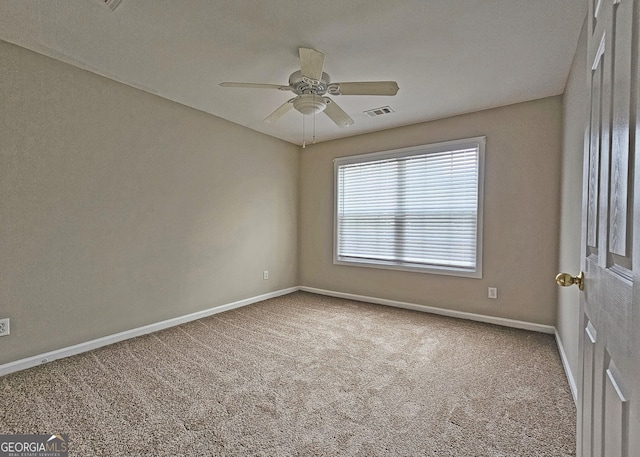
{"left": 289, "top": 70, "right": 331, "bottom": 96}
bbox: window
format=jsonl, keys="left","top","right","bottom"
{"left": 334, "top": 137, "right": 485, "bottom": 278}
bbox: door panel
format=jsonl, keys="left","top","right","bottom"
{"left": 608, "top": 0, "right": 633, "bottom": 258}
{"left": 581, "top": 322, "right": 596, "bottom": 457}
{"left": 578, "top": 0, "right": 639, "bottom": 456}
{"left": 603, "top": 366, "right": 628, "bottom": 457}
{"left": 587, "top": 49, "right": 602, "bottom": 250}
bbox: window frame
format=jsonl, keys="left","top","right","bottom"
{"left": 333, "top": 136, "right": 485, "bottom": 278}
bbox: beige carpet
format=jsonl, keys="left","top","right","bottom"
{"left": 0, "top": 291, "right": 575, "bottom": 456}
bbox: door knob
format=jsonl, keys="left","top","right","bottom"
{"left": 555, "top": 271, "right": 584, "bottom": 290}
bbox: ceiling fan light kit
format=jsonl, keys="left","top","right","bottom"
{"left": 220, "top": 47, "right": 399, "bottom": 135}
{"left": 293, "top": 94, "right": 326, "bottom": 115}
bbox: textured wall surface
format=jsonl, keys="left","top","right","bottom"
{"left": 1, "top": 33, "right": 577, "bottom": 367}
{"left": 300, "top": 97, "right": 563, "bottom": 326}
{"left": 0, "top": 41, "right": 299, "bottom": 364}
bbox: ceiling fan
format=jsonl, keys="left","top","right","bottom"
{"left": 220, "top": 48, "right": 399, "bottom": 127}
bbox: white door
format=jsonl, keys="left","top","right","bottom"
{"left": 569, "top": 0, "right": 640, "bottom": 455}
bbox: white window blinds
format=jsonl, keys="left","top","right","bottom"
{"left": 334, "top": 137, "right": 484, "bottom": 277}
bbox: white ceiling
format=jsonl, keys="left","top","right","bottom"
{"left": 0, "top": 0, "right": 586, "bottom": 145}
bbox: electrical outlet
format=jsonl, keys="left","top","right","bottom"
{"left": 0, "top": 318, "right": 10, "bottom": 336}
{"left": 488, "top": 287, "right": 498, "bottom": 299}
{"left": 263, "top": 270, "right": 269, "bottom": 280}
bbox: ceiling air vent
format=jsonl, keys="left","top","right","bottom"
{"left": 100, "top": 0, "right": 123, "bottom": 11}
{"left": 363, "top": 106, "right": 395, "bottom": 117}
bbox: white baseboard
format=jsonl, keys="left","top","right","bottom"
{"left": 0, "top": 287, "right": 299, "bottom": 378}
{"left": 555, "top": 330, "right": 578, "bottom": 404}
{"left": 2, "top": 285, "right": 568, "bottom": 389}
{"left": 299, "top": 286, "right": 556, "bottom": 334}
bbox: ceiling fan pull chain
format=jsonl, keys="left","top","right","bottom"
{"left": 302, "top": 114, "right": 306, "bottom": 149}
{"left": 313, "top": 95, "right": 317, "bottom": 144}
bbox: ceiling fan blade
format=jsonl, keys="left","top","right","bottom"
{"left": 328, "top": 81, "right": 399, "bottom": 96}
{"left": 264, "top": 98, "right": 296, "bottom": 123}
{"left": 299, "top": 48, "right": 325, "bottom": 82}
{"left": 220, "top": 82, "right": 291, "bottom": 91}
{"left": 322, "top": 98, "right": 354, "bottom": 127}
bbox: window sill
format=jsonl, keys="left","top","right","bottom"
{"left": 333, "top": 257, "right": 482, "bottom": 279}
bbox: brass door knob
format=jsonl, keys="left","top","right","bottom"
{"left": 555, "top": 271, "right": 584, "bottom": 290}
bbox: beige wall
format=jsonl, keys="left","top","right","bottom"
{"left": 1, "top": 31, "right": 580, "bottom": 367}
{"left": 0, "top": 40, "right": 299, "bottom": 365}
{"left": 557, "top": 16, "right": 588, "bottom": 384}
{"left": 300, "top": 97, "right": 563, "bottom": 325}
